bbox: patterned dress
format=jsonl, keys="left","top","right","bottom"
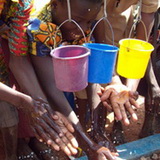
{"left": 1, "top": 0, "right": 33, "bottom": 56}
{"left": 0, "top": 0, "right": 33, "bottom": 84}
{"left": 27, "top": 0, "right": 91, "bottom": 57}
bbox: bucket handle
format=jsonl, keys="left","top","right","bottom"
{"left": 53, "top": 0, "right": 87, "bottom": 49}
{"left": 88, "top": 16, "right": 115, "bottom": 46}
{"left": 53, "top": 0, "right": 114, "bottom": 48}
{"left": 128, "top": 0, "right": 148, "bottom": 41}
{"left": 128, "top": 19, "right": 148, "bottom": 42}
{"left": 88, "top": 0, "right": 115, "bottom": 46}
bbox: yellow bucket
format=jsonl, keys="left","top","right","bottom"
{"left": 117, "top": 38, "right": 154, "bottom": 79}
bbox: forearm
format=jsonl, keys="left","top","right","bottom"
{"left": 57, "top": 93, "right": 99, "bottom": 152}
{"left": 0, "top": 82, "right": 31, "bottom": 108}
{"left": 110, "top": 74, "right": 122, "bottom": 85}
{"left": 125, "top": 79, "right": 140, "bottom": 92}
{"left": 9, "top": 54, "right": 46, "bottom": 99}
{"left": 42, "top": 79, "right": 95, "bottom": 148}
{"left": 29, "top": 55, "right": 80, "bottom": 119}
{"left": 73, "top": 121, "right": 97, "bottom": 151}
{"left": 110, "top": 74, "right": 140, "bottom": 92}
{"left": 30, "top": 55, "right": 97, "bottom": 150}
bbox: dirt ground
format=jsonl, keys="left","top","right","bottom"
{"left": 105, "top": 95, "right": 145, "bottom": 142}
{"left": 0, "top": 96, "right": 145, "bottom": 159}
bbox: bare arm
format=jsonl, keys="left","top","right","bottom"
{"left": 9, "top": 55, "right": 79, "bottom": 156}
{"left": 9, "top": 54, "right": 46, "bottom": 99}
{"left": 0, "top": 81, "right": 32, "bottom": 108}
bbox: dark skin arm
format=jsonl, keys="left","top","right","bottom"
{"left": 9, "top": 55, "right": 46, "bottom": 99}
{"left": 0, "top": 82, "right": 78, "bottom": 154}
{"left": 30, "top": 55, "right": 118, "bottom": 160}
{"left": 0, "top": 82, "right": 31, "bottom": 108}
{"left": 9, "top": 54, "right": 78, "bottom": 156}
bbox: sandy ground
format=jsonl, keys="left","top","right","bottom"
{"left": 0, "top": 96, "right": 145, "bottom": 159}
{"left": 106, "top": 95, "right": 145, "bottom": 143}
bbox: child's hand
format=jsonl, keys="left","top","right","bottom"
{"left": 20, "top": 97, "right": 78, "bottom": 156}
{"left": 98, "top": 84, "right": 140, "bottom": 126}
{"left": 87, "top": 145, "right": 119, "bottom": 160}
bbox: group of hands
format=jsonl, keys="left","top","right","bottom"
{"left": 21, "top": 83, "right": 140, "bottom": 160}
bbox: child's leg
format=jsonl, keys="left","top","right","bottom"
{"left": 90, "top": 103, "right": 117, "bottom": 152}
{"left": 86, "top": 83, "right": 106, "bottom": 135}
{"left": 86, "top": 83, "right": 117, "bottom": 152}
{"left": 137, "top": 74, "right": 155, "bottom": 138}
{"left": 1, "top": 125, "right": 18, "bottom": 160}
{"left": 75, "top": 90, "right": 90, "bottom": 131}
{"left": 0, "top": 101, "right": 18, "bottom": 160}
{"left": 139, "top": 97, "right": 155, "bottom": 138}
{"left": 76, "top": 98, "right": 89, "bottom": 131}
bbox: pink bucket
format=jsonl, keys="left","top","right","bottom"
{"left": 50, "top": 45, "right": 90, "bottom": 92}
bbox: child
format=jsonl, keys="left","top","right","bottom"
{"left": 0, "top": 0, "right": 79, "bottom": 159}
{"left": 9, "top": 0, "right": 119, "bottom": 159}
{"left": 0, "top": 82, "right": 80, "bottom": 159}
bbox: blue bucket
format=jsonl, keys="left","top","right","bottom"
{"left": 83, "top": 43, "right": 118, "bottom": 83}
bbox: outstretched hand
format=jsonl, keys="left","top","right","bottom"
{"left": 98, "top": 84, "right": 140, "bottom": 125}
{"left": 20, "top": 97, "right": 78, "bottom": 156}
{"left": 87, "top": 144, "right": 119, "bottom": 160}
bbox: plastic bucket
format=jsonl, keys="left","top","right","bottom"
{"left": 50, "top": 45, "right": 90, "bottom": 92}
{"left": 83, "top": 43, "right": 118, "bottom": 83}
{"left": 117, "top": 38, "right": 154, "bottom": 79}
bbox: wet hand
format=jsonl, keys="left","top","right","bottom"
{"left": 98, "top": 84, "right": 140, "bottom": 125}
{"left": 87, "top": 145, "right": 119, "bottom": 160}
{"left": 20, "top": 97, "right": 78, "bottom": 156}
